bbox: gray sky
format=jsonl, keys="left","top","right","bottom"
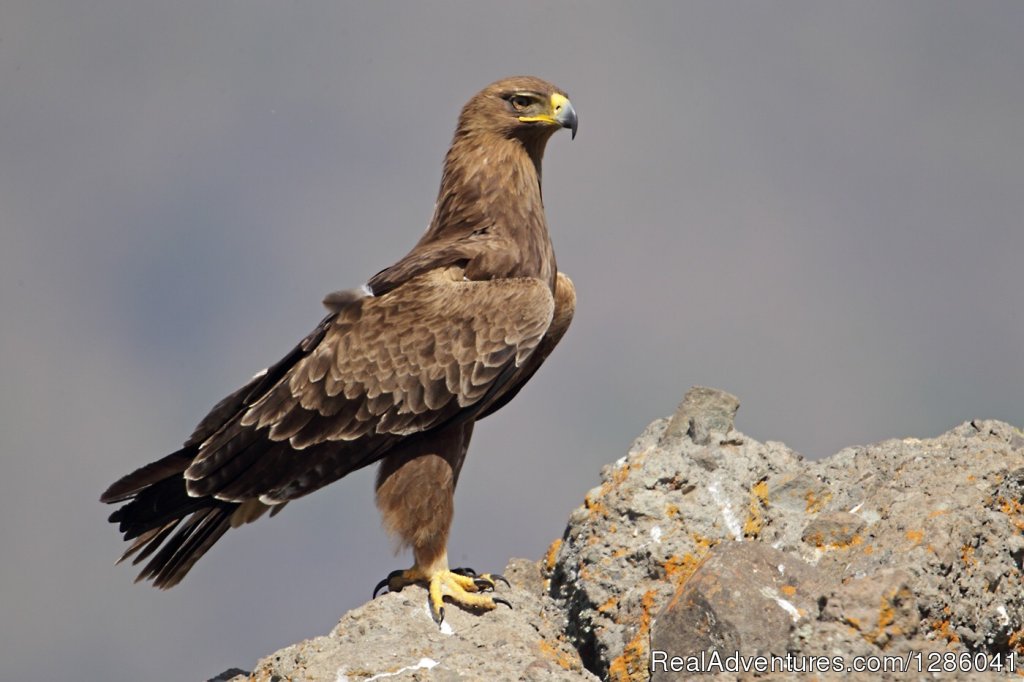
{"left": 2, "top": 2, "right": 1022, "bottom": 679}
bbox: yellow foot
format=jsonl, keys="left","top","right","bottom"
{"left": 373, "top": 566, "right": 511, "bottom": 626}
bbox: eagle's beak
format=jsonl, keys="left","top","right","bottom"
{"left": 519, "top": 93, "right": 578, "bottom": 139}
{"left": 551, "top": 93, "right": 578, "bottom": 140}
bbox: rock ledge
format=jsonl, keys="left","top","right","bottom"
{"left": 215, "top": 388, "right": 1024, "bottom": 681}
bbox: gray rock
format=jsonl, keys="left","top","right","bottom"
{"left": 551, "top": 398, "right": 1024, "bottom": 680}
{"left": 214, "top": 389, "right": 1024, "bottom": 682}
{"left": 249, "top": 558, "right": 597, "bottom": 682}
{"left": 661, "top": 386, "right": 740, "bottom": 446}
{"left": 800, "top": 511, "right": 865, "bottom": 548}
{"left": 649, "top": 542, "right": 832, "bottom": 681}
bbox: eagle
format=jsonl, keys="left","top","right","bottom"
{"left": 100, "top": 76, "right": 577, "bottom": 624}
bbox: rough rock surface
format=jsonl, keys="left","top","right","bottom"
{"left": 238, "top": 558, "right": 596, "bottom": 681}
{"left": 213, "top": 387, "right": 1024, "bottom": 681}
{"left": 550, "top": 388, "right": 1024, "bottom": 680}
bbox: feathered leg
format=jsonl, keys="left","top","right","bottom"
{"left": 374, "top": 421, "right": 508, "bottom": 624}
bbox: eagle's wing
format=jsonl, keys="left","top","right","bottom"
{"left": 478, "top": 272, "right": 575, "bottom": 420}
{"left": 181, "top": 265, "right": 555, "bottom": 504}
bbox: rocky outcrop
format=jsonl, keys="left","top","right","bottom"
{"left": 219, "top": 557, "right": 596, "bottom": 681}
{"left": 213, "top": 388, "right": 1024, "bottom": 681}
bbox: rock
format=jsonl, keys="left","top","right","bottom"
{"left": 549, "top": 388, "right": 804, "bottom": 681}
{"left": 649, "top": 542, "right": 832, "bottom": 681}
{"left": 800, "top": 511, "right": 865, "bottom": 548}
{"left": 249, "top": 557, "right": 596, "bottom": 682}
{"left": 661, "top": 386, "right": 740, "bottom": 446}
{"left": 213, "top": 389, "right": 1024, "bottom": 682}
{"left": 551, "top": 402, "right": 1024, "bottom": 681}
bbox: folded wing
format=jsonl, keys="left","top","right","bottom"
{"left": 180, "top": 266, "right": 556, "bottom": 504}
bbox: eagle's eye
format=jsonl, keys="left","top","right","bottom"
{"left": 508, "top": 94, "right": 533, "bottom": 111}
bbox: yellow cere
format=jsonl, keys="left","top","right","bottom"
{"left": 517, "top": 92, "right": 570, "bottom": 125}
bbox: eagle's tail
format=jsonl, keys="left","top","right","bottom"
{"left": 100, "top": 447, "right": 238, "bottom": 589}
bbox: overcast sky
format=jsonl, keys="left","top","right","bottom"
{"left": 2, "top": 2, "right": 1022, "bottom": 680}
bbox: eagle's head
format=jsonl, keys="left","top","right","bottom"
{"left": 457, "top": 76, "right": 578, "bottom": 145}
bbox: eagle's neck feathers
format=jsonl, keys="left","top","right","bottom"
{"left": 367, "top": 129, "right": 558, "bottom": 294}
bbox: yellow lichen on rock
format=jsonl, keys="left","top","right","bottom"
{"left": 743, "top": 479, "right": 769, "bottom": 538}
{"left": 607, "top": 590, "right": 656, "bottom": 682}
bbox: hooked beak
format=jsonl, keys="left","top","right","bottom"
{"left": 551, "top": 93, "right": 578, "bottom": 140}
{"left": 519, "top": 92, "right": 578, "bottom": 139}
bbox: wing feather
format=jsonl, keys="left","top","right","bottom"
{"left": 182, "top": 266, "right": 554, "bottom": 502}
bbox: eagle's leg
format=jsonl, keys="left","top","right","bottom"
{"left": 374, "top": 423, "right": 510, "bottom": 624}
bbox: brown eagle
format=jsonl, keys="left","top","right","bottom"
{"left": 100, "top": 76, "right": 577, "bottom": 624}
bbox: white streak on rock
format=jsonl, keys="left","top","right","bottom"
{"left": 708, "top": 478, "right": 742, "bottom": 540}
{"left": 341, "top": 657, "right": 439, "bottom": 682}
{"left": 761, "top": 587, "right": 801, "bottom": 622}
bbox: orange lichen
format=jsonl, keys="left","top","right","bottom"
{"left": 665, "top": 503, "right": 680, "bottom": 518}
{"left": 932, "top": 619, "right": 961, "bottom": 645}
{"left": 845, "top": 585, "right": 913, "bottom": 647}
{"left": 1008, "top": 628, "right": 1024, "bottom": 654}
{"left": 805, "top": 489, "right": 832, "bottom": 514}
{"left": 839, "top": 534, "right": 864, "bottom": 549}
{"left": 544, "top": 539, "right": 562, "bottom": 573}
{"left": 584, "top": 493, "right": 610, "bottom": 519}
{"left": 597, "top": 596, "right": 619, "bottom": 614}
{"left": 743, "top": 480, "right": 769, "bottom": 538}
{"left": 607, "top": 590, "right": 657, "bottom": 682}
{"left": 781, "top": 584, "right": 797, "bottom": 597}
{"left": 610, "top": 460, "right": 632, "bottom": 486}
{"left": 662, "top": 534, "right": 716, "bottom": 587}
{"left": 877, "top": 601, "right": 896, "bottom": 633}
{"left": 663, "top": 554, "right": 700, "bottom": 585}
{"left": 691, "top": 533, "right": 715, "bottom": 553}
{"left": 803, "top": 530, "right": 825, "bottom": 546}
{"left": 538, "top": 639, "right": 575, "bottom": 671}
{"left": 997, "top": 496, "right": 1024, "bottom": 532}
{"left": 905, "top": 529, "right": 924, "bottom": 545}
{"left": 961, "top": 545, "right": 976, "bottom": 568}
{"left": 806, "top": 530, "right": 863, "bottom": 551}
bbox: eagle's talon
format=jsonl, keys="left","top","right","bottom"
{"left": 374, "top": 567, "right": 422, "bottom": 598}
{"left": 470, "top": 572, "right": 509, "bottom": 591}
{"left": 451, "top": 567, "right": 477, "bottom": 577}
{"left": 431, "top": 602, "right": 445, "bottom": 626}
{"left": 494, "top": 597, "right": 513, "bottom": 610}
{"left": 372, "top": 576, "right": 391, "bottom": 598}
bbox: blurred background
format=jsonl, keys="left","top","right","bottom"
{"left": 2, "top": 2, "right": 1022, "bottom": 679}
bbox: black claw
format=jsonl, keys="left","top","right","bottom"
{"left": 491, "top": 573, "right": 511, "bottom": 588}
{"left": 435, "top": 605, "right": 445, "bottom": 627}
{"left": 372, "top": 569, "right": 406, "bottom": 598}
{"left": 493, "top": 597, "right": 513, "bottom": 610}
{"left": 474, "top": 578, "right": 495, "bottom": 592}
{"left": 451, "top": 566, "right": 477, "bottom": 577}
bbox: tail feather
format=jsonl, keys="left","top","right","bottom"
{"left": 118, "top": 522, "right": 180, "bottom": 566}
{"left": 103, "top": 445, "right": 240, "bottom": 588}
{"left": 109, "top": 475, "right": 216, "bottom": 540}
{"left": 137, "top": 506, "right": 234, "bottom": 589}
{"left": 101, "top": 447, "right": 194, "bottom": 503}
